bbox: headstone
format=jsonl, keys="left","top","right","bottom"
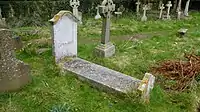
{"left": 141, "top": 5, "right": 148, "bottom": 22}
{"left": 184, "top": 0, "right": 190, "bottom": 16}
{"left": 49, "top": 11, "right": 79, "bottom": 63}
{"left": 95, "top": 5, "right": 101, "bottom": 19}
{"left": 0, "top": 20, "right": 31, "bottom": 92}
{"left": 95, "top": 0, "right": 116, "bottom": 57}
{"left": 135, "top": 0, "right": 141, "bottom": 16}
{"left": 70, "top": 0, "right": 82, "bottom": 24}
{"left": 178, "top": 28, "right": 188, "bottom": 38}
{"left": 9, "top": 4, "right": 14, "bottom": 18}
{"left": 166, "top": 1, "right": 172, "bottom": 20}
{"left": 114, "top": 5, "right": 125, "bottom": 20}
{"left": 0, "top": 8, "right": 2, "bottom": 19}
{"left": 138, "top": 73, "right": 155, "bottom": 103}
{"left": 159, "top": 4, "right": 165, "bottom": 19}
{"left": 177, "top": 0, "right": 182, "bottom": 12}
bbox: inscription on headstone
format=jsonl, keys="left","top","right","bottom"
{"left": 50, "top": 11, "right": 79, "bottom": 63}
{"left": 95, "top": 0, "right": 116, "bottom": 57}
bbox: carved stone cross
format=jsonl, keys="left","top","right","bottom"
{"left": 95, "top": 5, "right": 101, "bottom": 19}
{"left": 95, "top": 0, "right": 116, "bottom": 57}
{"left": 135, "top": 0, "right": 141, "bottom": 16}
{"left": 166, "top": 1, "right": 172, "bottom": 20}
{"left": 70, "top": 0, "right": 80, "bottom": 18}
{"left": 99, "top": 0, "right": 115, "bottom": 44}
{"left": 184, "top": 0, "right": 190, "bottom": 16}
{"left": 159, "top": 4, "right": 165, "bottom": 19}
{"left": 141, "top": 5, "right": 148, "bottom": 22}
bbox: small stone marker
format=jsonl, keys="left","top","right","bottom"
{"left": 136, "top": 0, "right": 141, "bottom": 16}
{"left": 141, "top": 5, "right": 148, "bottom": 22}
{"left": 159, "top": 4, "right": 165, "bottom": 19}
{"left": 70, "top": 0, "right": 82, "bottom": 24}
{"left": 95, "top": 0, "right": 116, "bottom": 57}
{"left": 114, "top": 5, "right": 125, "bottom": 21}
{"left": 138, "top": 73, "right": 155, "bottom": 103}
{"left": 95, "top": 5, "right": 101, "bottom": 19}
{"left": 0, "top": 19, "right": 31, "bottom": 92}
{"left": 49, "top": 11, "right": 79, "bottom": 63}
{"left": 184, "top": 0, "right": 190, "bottom": 16}
{"left": 166, "top": 1, "right": 172, "bottom": 20}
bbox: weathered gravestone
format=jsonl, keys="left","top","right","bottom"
{"left": 70, "top": 0, "right": 82, "bottom": 24}
{"left": 0, "top": 19, "right": 31, "bottom": 92}
{"left": 50, "top": 10, "right": 155, "bottom": 97}
{"left": 95, "top": 5, "right": 101, "bottom": 20}
{"left": 135, "top": 0, "right": 141, "bottom": 16}
{"left": 159, "top": 4, "right": 165, "bottom": 19}
{"left": 166, "top": 1, "right": 172, "bottom": 20}
{"left": 141, "top": 5, "right": 148, "bottom": 22}
{"left": 138, "top": 73, "right": 155, "bottom": 103}
{"left": 95, "top": 0, "right": 116, "bottom": 57}
{"left": 114, "top": 5, "right": 125, "bottom": 20}
{"left": 49, "top": 11, "right": 79, "bottom": 63}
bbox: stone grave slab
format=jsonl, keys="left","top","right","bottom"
{"left": 62, "top": 58, "right": 141, "bottom": 94}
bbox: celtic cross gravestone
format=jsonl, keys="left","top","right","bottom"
{"left": 95, "top": 0, "right": 116, "bottom": 57}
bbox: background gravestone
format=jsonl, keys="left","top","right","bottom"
{"left": 0, "top": 20, "right": 31, "bottom": 92}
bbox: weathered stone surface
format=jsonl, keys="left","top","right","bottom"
{"left": 95, "top": 0, "right": 116, "bottom": 57}
{"left": 62, "top": 58, "right": 141, "bottom": 94}
{"left": 13, "top": 36, "right": 23, "bottom": 50}
{"left": 0, "top": 23, "right": 31, "bottom": 92}
{"left": 95, "top": 42, "right": 115, "bottom": 57}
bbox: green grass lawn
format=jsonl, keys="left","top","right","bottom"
{"left": 1, "top": 12, "right": 200, "bottom": 112}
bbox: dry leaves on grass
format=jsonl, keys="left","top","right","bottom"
{"left": 151, "top": 53, "right": 200, "bottom": 91}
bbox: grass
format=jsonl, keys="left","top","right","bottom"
{"left": 1, "top": 12, "right": 200, "bottom": 112}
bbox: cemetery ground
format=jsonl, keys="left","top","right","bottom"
{"left": 1, "top": 12, "right": 200, "bottom": 112}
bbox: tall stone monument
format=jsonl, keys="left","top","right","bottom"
{"left": 95, "top": 0, "right": 116, "bottom": 57}
{"left": 0, "top": 18, "right": 31, "bottom": 92}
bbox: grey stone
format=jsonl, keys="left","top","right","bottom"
{"left": 95, "top": 42, "right": 115, "bottom": 58}
{"left": 62, "top": 58, "right": 141, "bottom": 94}
{"left": 141, "top": 5, "right": 148, "bottom": 22}
{"left": 166, "top": 1, "right": 172, "bottom": 20}
{"left": 70, "top": 0, "right": 82, "bottom": 24}
{"left": 159, "top": 4, "right": 165, "bottom": 19}
{"left": 95, "top": 0, "right": 116, "bottom": 57}
{"left": 135, "top": 0, "right": 141, "bottom": 16}
{"left": 0, "top": 23, "right": 31, "bottom": 92}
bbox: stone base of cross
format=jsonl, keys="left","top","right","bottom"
{"left": 95, "top": 42, "right": 115, "bottom": 57}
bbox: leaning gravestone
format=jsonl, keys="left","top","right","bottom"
{"left": 0, "top": 19, "right": 31, "bottom": 92}
{"left": 95, "top": 0, "right": 116, "bottom": 57}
